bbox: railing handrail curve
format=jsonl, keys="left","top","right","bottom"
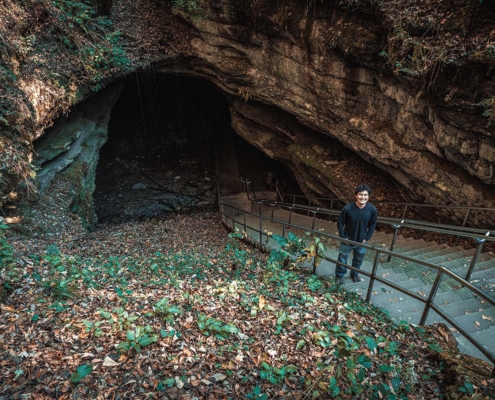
{"left": 282, "top": 193, "right": 495, "bottom": 213}
{"left": 219, "top": 201, "right": 495, "bottom": 375}
{"left": 252, "top": 199, "right": 495, "bottom": 242}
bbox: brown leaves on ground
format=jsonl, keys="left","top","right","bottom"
{"left": 1, "top": 206, "right": 493, "bottom": 398}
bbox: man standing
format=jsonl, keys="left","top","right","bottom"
{"left": 335, "top": 184, "right": 377, "bottom": 284}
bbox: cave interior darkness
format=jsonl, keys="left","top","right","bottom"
{"left": 94, "top": 73, "right": 298, "bottom": 222}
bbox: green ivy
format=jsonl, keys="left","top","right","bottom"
{"left": 52, "top": 0, "right": 131, "bottom": 90}
{"left": 171, "top": 0, "right": 203, "bottom": 13}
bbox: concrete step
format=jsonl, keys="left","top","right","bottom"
{"left": 451, "top": 309, "right": 495, "bottom": 333}
{"left": 380, "top": 243, "right": 441, "bottom": 269}
{"left": 456, "top": 332, "right": 493, "bottom": 364}
{"left": 413, "top": 245, "right": 466, "bottom": 260}
{"left": 401, "top": 306, "right": 495, "bottom": 334}
{"left": 436, "top": 298, "right": 494, "bottom": 318}
{"left": 400, "top": 240, "right": 439, "bottom": 252}
{"left": 435, "top": 289, "right": 472, "bottom": 305}
{"left": 386, "top": 249, "right": 478, "bottom": 278}
{"left": 473, "top": 326, "right": 495, "bottom": 359}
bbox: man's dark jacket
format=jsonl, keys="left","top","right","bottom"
{"left": 337, "top": 202, "right": 377, "bottom": 243}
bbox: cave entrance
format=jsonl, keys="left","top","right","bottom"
{"left": 94, "top": 73, "right": 295, "bottom": 222}
{"left": 95, "top": 73, "right": 222, "bottom": 222}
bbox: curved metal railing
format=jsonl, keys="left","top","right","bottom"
{"left": 280, "top": 193, "right": 495, "bottom": 230}
{"left": 250, "top": 199, "right": 494, "bottom": 281}
{"left": 219, "top": 201, "right": 495, "bottom": 377}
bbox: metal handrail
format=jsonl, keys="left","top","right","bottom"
{"left": 252, "top": 199, "right": 492, "bottom": 276}
{"left": 280, "top": 193, "right": 495, "bottom": 229}
{"left": 219, "top": 201, "right": 495, "bottom": 376}
{"left": 252, "top": 199, "right": 495, "bottom": 241}
{"left": 283, "top": 193, "right": 495, "bottom": 211}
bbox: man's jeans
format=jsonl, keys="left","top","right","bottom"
{"left": 336, "top": 242, "right": 366, "bottom": 278}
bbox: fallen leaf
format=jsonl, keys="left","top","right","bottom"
{"left": 212, "top": 373, "right": 226, "bottom": 382}
{"left": 259, "top": 295, "right": 266, "bottom": 311}
{"left": 102, "top": 357, "right": 120, "bottom": 367}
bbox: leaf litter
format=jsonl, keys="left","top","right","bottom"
{"left": 0, "top": 205, "right": 492, "bottom": 399}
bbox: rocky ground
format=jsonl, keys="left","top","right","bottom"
{"left": 94, "top": 152, "right": 216, "bottom": 223}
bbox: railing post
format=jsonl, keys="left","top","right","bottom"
{"left": 419, "top": 270, "right": 444, "bottom": 325}
{"left": 366, "top": 251, "right": 381, "bottom": 302}
{"left": 461, "top": 208, "right": 471, "bottom": 227}
{"left": 271, "top": 203, "right": 275, "bottom": 219}
{"left": 311, "top": 209, "right": 319, "bottom": 231}
{"left": 258, "top": 200, "right": 262, "bottom": 216}
{"left": 401, "top": 204, "right": 408, "bottom": 220}
{"left": 465, "top": 238, "right": 485, "bottom": 281}
{"left": 387, "top": 224, "right": 401, "bottom": 262}
{"left": 288, "top": 206, "right": 294, "bottom": 225}
{"left": 246, "top": 179, "right": 252, "bottom": 200}
{"left": 312, "top": 251, "right": 317, "bottom": 275}
{"left": 307, "top": 199, "right": 311, "bottom": 216}
{"left": 282, "top": 225, "right": 286, "bottom": 238}
{"left": 259, "top": 213, "right": 263, "bottom": 248}
{"left": 456, "top": 208, "right": 471, "bottom": 245}
{"left": 240, "top": 177, "right": 245, "bottom": 193}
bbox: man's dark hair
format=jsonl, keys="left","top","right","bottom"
{"left": 355, "top": 184, "right": 371, "bottom": 195}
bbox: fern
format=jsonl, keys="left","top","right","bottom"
{"left": 474, "top": 97, "right": 495, "bottom": 124}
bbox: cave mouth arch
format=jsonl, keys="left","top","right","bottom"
{"left": 94, "top": 72, "right": 296, "bottom": 223}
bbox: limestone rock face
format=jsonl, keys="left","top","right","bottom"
{"left": 22, "top": 83, "right": 124, "bottom": 233}
{"left": 155, "top": 0, "right": 495, "bottom": 225}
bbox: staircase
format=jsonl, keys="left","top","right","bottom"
{"left": 221, "top": 196, "right": 495, "bottom": 366}
{"left": 213, "top": 129, "right": 495, "bottom": 368}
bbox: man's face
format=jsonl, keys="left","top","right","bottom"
{"left": 355, "top": 190, "right": 369, "bottom": 206}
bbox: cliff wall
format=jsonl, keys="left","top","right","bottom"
{"left": 1, "top": 0, "right": 495, "bottom": 228}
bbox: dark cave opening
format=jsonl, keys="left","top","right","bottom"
{"left": 94, "top": 73, "right": 298, "bottom": 222}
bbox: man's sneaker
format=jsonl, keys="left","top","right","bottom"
{"left": 335, "top": 276, "right": 345, "bottom": 285}
{"left": 351, "top": 274, "right": 362, "bottom": 283}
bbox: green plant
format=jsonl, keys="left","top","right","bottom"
{"left": 458, "top": 379, "right": 475, "bottom": 395}
{"left": 0, "top": 222, "right": 18, "bottom": 293}
{"left": 246, "top": 385, "right": 269, "bottom": 399}
{"left": 171, "top": 0, "right": 202, "bottom": 13}
{"left": 116, "top": 326, "right": 158, "bottom": 353}
{"left": 258, "top": 361, "right": 298, "bottom": 385}
{"left": 69, "top": 364, "right": 93, "bottom": 383}
{"left": 270, "top": 232, "right": 327, "bottom": 273}
{"left": 40, "top": 245, "right": 80, "bottom": 300}
{"left": 474, "top": 96, "right": 495, "bottom": 125}
{"left": 45, "top": 279, "right": 79, "bottom": 300}
{"left": 51, "top": 0, "right": 130, "bottom": 90}
{"left": 274, "top": 311, "right": 292, "bottom": 334}
{"left": 197, "top": 313, "right": 239, "bottom": 339}
{"left": 153, "top": 298, "right": 183, "bottom": 324}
